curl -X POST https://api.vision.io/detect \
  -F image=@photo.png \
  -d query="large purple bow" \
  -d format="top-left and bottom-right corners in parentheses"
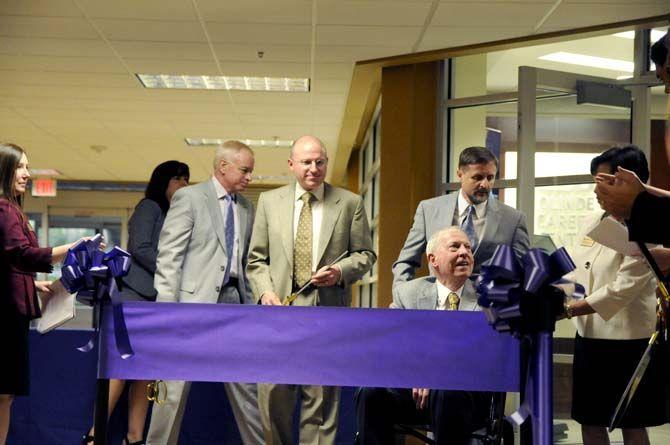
top-left (60, 234), bottom-right (134, 358)
top-left (477, 245), bottom-right (584, 336)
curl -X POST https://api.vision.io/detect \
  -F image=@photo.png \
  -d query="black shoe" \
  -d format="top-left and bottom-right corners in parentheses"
top-left (82, 433), bottom-right (94, 445)
top-left (124, 436), bottom-right (145, 445)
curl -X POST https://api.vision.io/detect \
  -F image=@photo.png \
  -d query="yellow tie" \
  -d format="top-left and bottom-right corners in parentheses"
top-left (447, 292), bottom-right (460, 311)
top-left (293, 192), bottom-right (314, 288)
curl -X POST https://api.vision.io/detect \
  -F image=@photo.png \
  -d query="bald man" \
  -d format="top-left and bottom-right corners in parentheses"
top-left (247, 135), bottom-right (376, 444)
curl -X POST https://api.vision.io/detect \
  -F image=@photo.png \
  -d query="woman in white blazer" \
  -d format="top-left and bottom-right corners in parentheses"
top-left (564, 145), bottom-right (665, 445)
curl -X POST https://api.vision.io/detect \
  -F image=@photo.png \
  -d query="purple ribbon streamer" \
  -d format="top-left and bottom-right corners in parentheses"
top-left (59, 234), bottom-right (134, 358)
top-left (477, 245), bottom-right (584, 435)
top-left (99, 303), bottom-right (520, 392)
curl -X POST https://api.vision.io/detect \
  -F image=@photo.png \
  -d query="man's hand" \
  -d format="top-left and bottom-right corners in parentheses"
top-left (412, 388), bottom-right (430, 410)
top-left (594, 167), bottom-right (646, 219)
top-left (260, 291), bottom-right (282, 305)
top-left (311, 265), bottom-right (342, 287)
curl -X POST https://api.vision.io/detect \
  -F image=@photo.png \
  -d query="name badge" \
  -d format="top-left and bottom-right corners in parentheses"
top-left (580, 236), bottom-right (595, 247)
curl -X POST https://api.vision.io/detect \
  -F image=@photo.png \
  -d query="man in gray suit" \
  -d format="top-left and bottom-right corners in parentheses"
top-left (393, 146), bottom-right (529, 287)
top-left (247, 135), bottom-right (376, 445)
top-left (357, 227), bottom-right (491, 445)
top-left (146, 140), bottom-right (263, 444)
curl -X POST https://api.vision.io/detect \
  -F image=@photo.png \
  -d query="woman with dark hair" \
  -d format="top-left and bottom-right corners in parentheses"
top-left (83, 160), bottom-right (189, 445)
top-left (565, 145), bottom-right (664, 445)
top-left (0, 143), bottom-right (87, 444)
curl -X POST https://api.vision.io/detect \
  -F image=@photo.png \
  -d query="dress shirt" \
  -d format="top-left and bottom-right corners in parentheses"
top-left (212, 176), bottom-right (240, 278)
top-left (436, 281), bottom-right (465, 311)
top-left (455, 189), bottom-right (487, 242)
top-left (293, 182), bottom-right (324, 271)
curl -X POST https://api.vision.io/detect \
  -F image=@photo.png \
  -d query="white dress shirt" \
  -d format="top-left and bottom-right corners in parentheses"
top-left (293, 182), bottom-right (324, 271)
top-left (455, 189), bottom-right (487, 242)
top-left (436, 280), bottom-right (465, 311)
top-left (212, 176), bottom-right (240, 278)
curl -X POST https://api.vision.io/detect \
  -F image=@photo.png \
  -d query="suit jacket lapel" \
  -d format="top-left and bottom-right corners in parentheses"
top-left (417, 278), bottom-right (438, 310)
top-left (478, 197), bottom-right (501, 256)
top-left (279, 184), bottom-right (295, 267)
top-left (237, 198), bottom-right (249, 252)
top-left (204, 181), bottom-right (227, 253)
top-left (316, 183), bottom-right (343, 267)
top-left (444, 192), bottom-right (458, 226)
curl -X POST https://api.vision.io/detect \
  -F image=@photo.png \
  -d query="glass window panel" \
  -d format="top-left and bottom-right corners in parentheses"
top-left (374, 117), bottom-right (381, 162)
top-left (450, 32), bottom-right (635, 99)
top-left (360, 146), bottom-right (367, 184)
top-left (534, 183), bottom-right (601, 249)
top-left (370, 282), bottom-right (377, 309)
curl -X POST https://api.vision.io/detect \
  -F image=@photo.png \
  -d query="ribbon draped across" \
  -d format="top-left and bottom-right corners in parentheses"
top-left (60, 234), bottom-right (134, 358)
top-left (99, 302), bottom-right (520, 391)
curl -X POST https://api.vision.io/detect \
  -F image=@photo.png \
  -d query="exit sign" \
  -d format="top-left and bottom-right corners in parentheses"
top-left (31, 178), bottom-right (57, 197)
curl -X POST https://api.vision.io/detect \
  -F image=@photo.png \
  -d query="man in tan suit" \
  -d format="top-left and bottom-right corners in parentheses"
top-left (247, 135), bottom-right (376, 444)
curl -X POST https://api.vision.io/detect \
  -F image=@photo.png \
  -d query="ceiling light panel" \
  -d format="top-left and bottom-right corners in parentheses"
top-left (137, 74), bottom-right (309, 92)
top-left (613, 30), bottom-right (666, 42)
top-left (538, 52), bottom-right (634, 73)
top-left (185, 138), bottom-right (294, 148)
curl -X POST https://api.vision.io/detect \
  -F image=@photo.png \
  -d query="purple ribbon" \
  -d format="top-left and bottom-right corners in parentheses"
top-left (477, 246), bottom-right (584, 335)
top-left (60, 234), bottom-right (134, 358)
top-left (99, 303), bottom-right (520, 391)
top-left (477, 245), bottom-right (584, 442)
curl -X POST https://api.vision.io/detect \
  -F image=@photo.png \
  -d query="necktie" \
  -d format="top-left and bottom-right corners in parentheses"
top-left (294, 192), bottom-right (314, 288)
top-left (447, 292), bottom-right (460, 311)
top-left (223, 194), bottom-right (235, 285)
top-left (461, 204), bottom-right (478, 252)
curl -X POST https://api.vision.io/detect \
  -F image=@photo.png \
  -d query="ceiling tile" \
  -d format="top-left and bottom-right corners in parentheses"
top-left (2, 37), bottom-right (113, 58)
top-left (0, 72), bottom-right (137, 88)
top-left (0, 0), bottom-right (82, 16)
top-left (542, 3), bottom-right (670, 30)
top-left (0, 16), bottom-right (97, 39)
top-left (0, 55), bottom-right (126, 73)
top-left (316, 25), bottom-right (422, 46)
top-left (419, 26), bottom-right (531, 51)
top-left (77, 0), bottom-right (197, 20)
top-left (197, 0), bottom-right (312, 24)
top-left (431, 2), bottom-right (550, 27)
top-left (112, 41), bottom-right (213, 60)
top-left (94, 19), bottom-right (206, 42)
top-left (206, 23), bottom-right (311, 45)
top-left (318, 1), bottom-right (432, 26)
top-left (214, 44), bottom-right (311, 63)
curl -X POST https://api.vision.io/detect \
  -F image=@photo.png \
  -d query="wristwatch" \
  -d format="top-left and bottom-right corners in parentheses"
top-left (563, 302), bottom-right (574, 319)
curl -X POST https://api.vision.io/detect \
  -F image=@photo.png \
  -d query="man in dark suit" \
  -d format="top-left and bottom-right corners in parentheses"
top-left (146, 140), bottom-right (263, 445)
top-left (357, 226), bottom-right (491, 445)
top-left (393, 146), bottom-right (529, 288)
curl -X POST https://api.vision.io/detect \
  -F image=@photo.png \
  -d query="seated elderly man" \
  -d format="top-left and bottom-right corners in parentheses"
top-left (356, 226), bottom-right (492, 445)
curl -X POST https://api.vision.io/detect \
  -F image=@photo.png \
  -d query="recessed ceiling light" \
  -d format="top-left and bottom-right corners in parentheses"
top-left (613, 30), bottom-right (666, 42)
top-left (185, 138), bottom-right (294, 148)
top-left (29, 168), bottom-right (61, 177)
top-left (538, 52), bottom-right (633, 72)
top-left (137, 74), bottom-right (309, 92)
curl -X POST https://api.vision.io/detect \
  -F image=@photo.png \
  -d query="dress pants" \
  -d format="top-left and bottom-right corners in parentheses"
top-left (259, 383), bottom-right (340, 445)
top-left (146, 284), bottom-right (263, 444)
top-left (355, 387), bottom-right (491, 445)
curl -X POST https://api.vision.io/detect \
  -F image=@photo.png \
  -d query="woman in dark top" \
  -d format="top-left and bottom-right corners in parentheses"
top-left (84, 161), bottom-right (189, 445)
top-left (0, 143), bottom-right (86, 444)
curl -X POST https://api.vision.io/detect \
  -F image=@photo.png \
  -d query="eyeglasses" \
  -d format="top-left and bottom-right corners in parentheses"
top-left (294, 158), bottom-right (328, 168)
